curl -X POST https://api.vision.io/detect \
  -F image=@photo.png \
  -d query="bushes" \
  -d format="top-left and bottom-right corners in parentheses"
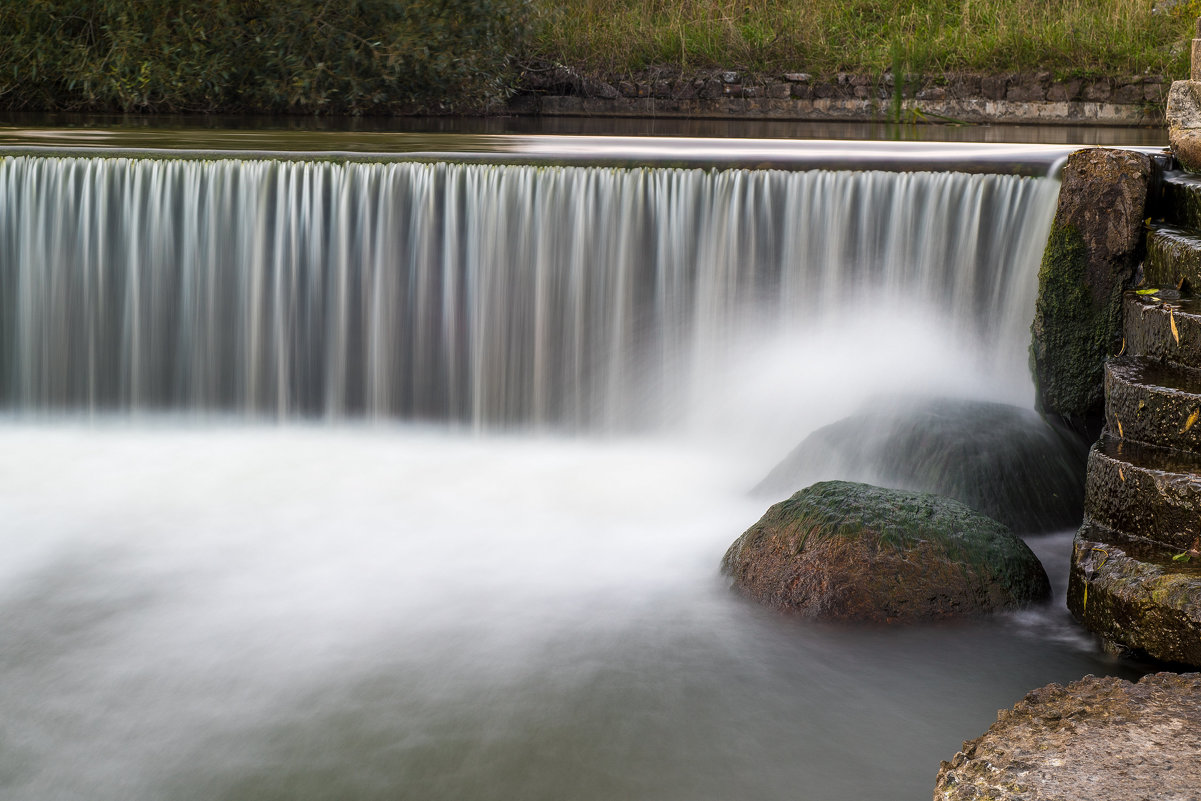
top-left (0, 0), bottom-right (530, 114)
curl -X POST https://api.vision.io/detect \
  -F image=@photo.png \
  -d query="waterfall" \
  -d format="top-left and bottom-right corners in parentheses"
top-left (0, 155), bottom-right (1058, 427)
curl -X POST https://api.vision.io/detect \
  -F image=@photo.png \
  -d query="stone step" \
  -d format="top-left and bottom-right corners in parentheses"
top-left (1105, 355), bottom-right (1201, 450)
top-left (1159, 170), bottom-right (1201, 231)
top-left (1144, 225), bottom-right (1201, 291)
top-left (1068, 521), bottom-right (1201, 665)
top-left (1123, 289), bottom-right (1201, 369)
top-left (1085, 434), bottom-right (1201, 551)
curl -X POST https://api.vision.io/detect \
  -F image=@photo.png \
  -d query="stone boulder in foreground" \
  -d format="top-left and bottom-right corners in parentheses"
top-left (721, 481), bottom-right (1050, 623)
top-left (935, 672), bottom-right (1201, 801)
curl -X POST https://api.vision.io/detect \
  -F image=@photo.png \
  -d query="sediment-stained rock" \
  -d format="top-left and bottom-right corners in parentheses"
top-left (934, 672), bottom-right (1201, 801)
top-left (721, 481), bottom-right (1050, 623)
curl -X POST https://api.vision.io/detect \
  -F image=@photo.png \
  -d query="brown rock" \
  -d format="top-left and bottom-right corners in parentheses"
top-left (1030, 148), bottom-right (1152, 424)
top-left (721, 481), bottom-right (1050, 624)
top-left (934, 673), bottom-right (1201, 801)
top-left (1168, 80), bottom-right (1201, 173)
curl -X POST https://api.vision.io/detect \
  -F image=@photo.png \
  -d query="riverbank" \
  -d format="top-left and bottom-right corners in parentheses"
top-left (2, 0), bottom-right (1193, 119)
top-left (507, 67), bottom-right (1169, 126)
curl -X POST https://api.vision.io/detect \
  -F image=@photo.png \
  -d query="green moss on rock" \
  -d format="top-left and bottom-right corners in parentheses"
top-left (722, 481), bottom-right (1051, 623)
top-left (1029, 148), bottom-right (1150, 428)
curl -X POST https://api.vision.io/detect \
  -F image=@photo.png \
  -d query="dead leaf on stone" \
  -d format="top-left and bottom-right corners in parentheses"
top-left (1171, 309), bottom-right (1180, 346)
top-left (1116, 417), bottom-right (1123, 438)
top-left (1119, 466), bottom-right (1125, 481)
top-left (1183, 408), bottom-right (1200, 434)
top-left (1117, 338), bottom-right (1126, 357)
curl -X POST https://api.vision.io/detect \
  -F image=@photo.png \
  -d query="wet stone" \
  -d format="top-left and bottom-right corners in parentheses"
top-left (1105, 356), bottom-right (1201, 452)
top-left (1143, 224), bottom-right (1201, 291)
top-left (1122, 290), bottom-right (1201, 370)
top-left (935, 672), bottom-right (1201, 800)
top-left (1068, 524), bottom-right (1201, 665)
top-left (1085, 434), bottom-right (1201, 551)
top-left (722, 481), bottom-right (1050, 624)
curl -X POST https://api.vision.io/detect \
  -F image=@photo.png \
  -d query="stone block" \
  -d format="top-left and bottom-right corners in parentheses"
top-left (947, 74), bottom-right (981, 97)
top-left (1083, 79), bottom-right (1113, 101)
top-left (1047, 79), bottom-right (1083, 102)
top-left (766, 83), bottom-right (791, 99)
top-left (981, 75), bottom-right (1007, 99)
top-left (1113, 80), bottom-right (1144, 104)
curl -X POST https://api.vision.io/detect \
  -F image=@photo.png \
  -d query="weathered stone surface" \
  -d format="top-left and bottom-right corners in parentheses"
top-left (1029, 148), bottom-right (1151, 427)
top-left (721, 481), bottom-right (1050, 623)
top-left (508, 70), bottom-right (1165, 125)
top-left (755, 398), bottom-right (1088, 534)
top-left (1105, 356), bottom-right (1201, 452)
top-left (1143, 225), bottom-right (1201, 290)
top-left (1167, 80), bottom-right (1201, 173)
top-left (1161, 170), bottom-right (1201, 231)
top-left (1123, 289), bottom-right (1201, 368)
top-left (934, 672), bottom-right (1201, 801)
top-left (1069, 524), bottom-right (1201, 665)
top-left (1085, 434), bottom-right (1201, 551)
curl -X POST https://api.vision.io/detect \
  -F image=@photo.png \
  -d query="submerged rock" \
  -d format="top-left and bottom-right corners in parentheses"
top-left (934, 672), bottom-right (1201, 801)
top-left (722, 481), bottom-right (1051, 623)
top-left (755, 398), bottom-right (1088, 534)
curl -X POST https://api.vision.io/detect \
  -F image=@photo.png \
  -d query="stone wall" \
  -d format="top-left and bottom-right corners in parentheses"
top-left (509, 67), bottom-right (1168, 126)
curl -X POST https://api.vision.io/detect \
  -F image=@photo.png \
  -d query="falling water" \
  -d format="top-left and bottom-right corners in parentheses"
top-left (2, 156), bottom-right (1055, 426)
top-left (0, 150), bottom-right (1143, 801)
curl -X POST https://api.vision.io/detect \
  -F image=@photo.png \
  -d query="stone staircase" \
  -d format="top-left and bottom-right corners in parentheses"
top-left (1067, 171), bottom-right (1201, 666)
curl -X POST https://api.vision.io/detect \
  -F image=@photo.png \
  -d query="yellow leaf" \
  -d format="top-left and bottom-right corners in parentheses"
top-left (1183, 408), bottom-right (1200, 433)
top-left (1119, 466), bottom-right (1125, 481)
top-left (1116, 417), bottom-right (1123, 438)
top-left (1172, 309), bottom-right (1180, 346)
top-left (1118, 337), bottom-right (1126, 357)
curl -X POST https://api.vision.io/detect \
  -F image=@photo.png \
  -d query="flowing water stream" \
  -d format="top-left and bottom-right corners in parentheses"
top-left (0, 142), bottom-right (1149, 801)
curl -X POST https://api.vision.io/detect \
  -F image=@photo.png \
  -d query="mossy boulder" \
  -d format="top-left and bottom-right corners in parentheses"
top-left (755, 398), bottom-right (1088, 534)
top-left (1029, 148), bottom-right (1151, 430)
top-left (721, 481), bottom-right (1051, 623)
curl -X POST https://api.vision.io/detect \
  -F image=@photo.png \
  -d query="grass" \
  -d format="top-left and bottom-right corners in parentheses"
top-left (525, 0), bottom-right (1198, 79)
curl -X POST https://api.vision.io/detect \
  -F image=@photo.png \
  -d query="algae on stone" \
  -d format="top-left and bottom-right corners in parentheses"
top-left (722, 481), bottom-right (1050, 623)
top-left (1029, 148), bottom-right (1151, 429)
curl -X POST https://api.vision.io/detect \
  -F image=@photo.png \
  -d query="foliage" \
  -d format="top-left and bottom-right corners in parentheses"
top-left (526, 0), bottom-right (1194, 80)
top-left (0, 0), bottom-right (530, 114)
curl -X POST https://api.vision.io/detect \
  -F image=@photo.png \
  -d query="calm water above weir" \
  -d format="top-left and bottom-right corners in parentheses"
top-left (0, 131), bottom-right (1157, 800)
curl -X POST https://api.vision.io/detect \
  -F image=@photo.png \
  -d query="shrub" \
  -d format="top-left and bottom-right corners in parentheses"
top-left (0, 0), bottom-right (530, 114)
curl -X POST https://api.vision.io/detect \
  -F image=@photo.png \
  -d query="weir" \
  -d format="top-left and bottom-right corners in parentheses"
top-left (1, 154), bottom-right (1057, 426)
top-left (0, 142), bottom-right (1138, 801)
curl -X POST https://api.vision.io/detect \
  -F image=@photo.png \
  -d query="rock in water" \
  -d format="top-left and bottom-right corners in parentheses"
top-left (755, 398), bottom-right (1088, 534)
top-left (935, 672), bottom-right (1201, 801)
top-left (722, 481), bottom-right (1051, 623)
top-left (1029, 148), bottom-right (1151, 429)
